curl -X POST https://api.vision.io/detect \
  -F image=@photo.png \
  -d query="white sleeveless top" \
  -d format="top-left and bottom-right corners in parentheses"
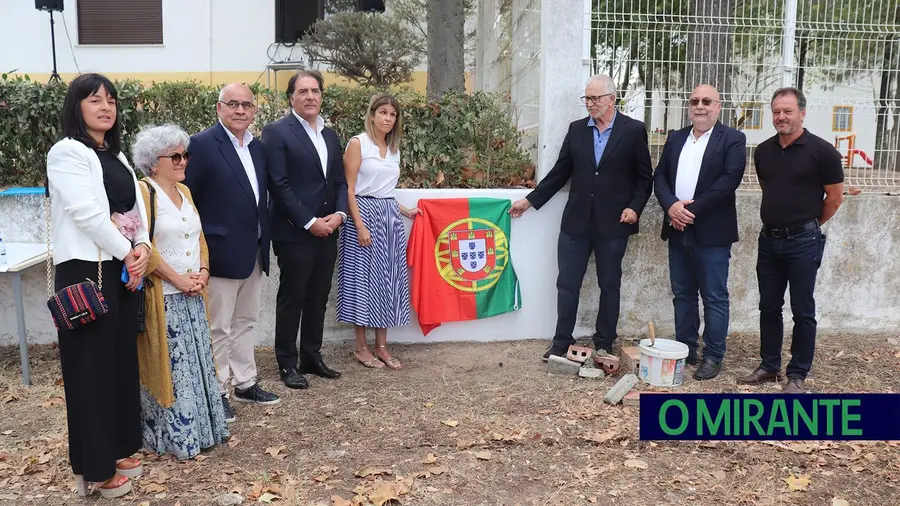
top-left (348, 133), bottom-right (400, 198)
top-left (148, 179), bottom-right (203, 295)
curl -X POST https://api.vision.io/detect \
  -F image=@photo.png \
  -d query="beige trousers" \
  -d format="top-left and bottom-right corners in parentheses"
top-left (207, 255), bottom-right (263, 394)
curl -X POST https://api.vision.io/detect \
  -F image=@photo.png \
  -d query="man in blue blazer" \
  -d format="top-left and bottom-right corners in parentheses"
top-left (184, 83), bottom-right (280, 420)
top-left (653, 84), bottom-right (747, 380)
top-left (261, 70), bottom-right (349, 390)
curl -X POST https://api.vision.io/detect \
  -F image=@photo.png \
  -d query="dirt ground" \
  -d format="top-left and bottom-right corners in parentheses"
top-left (1, 332), bottom-right (899, 506)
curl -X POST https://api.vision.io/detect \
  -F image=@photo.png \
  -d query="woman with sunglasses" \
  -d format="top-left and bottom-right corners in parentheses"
top-left (131, 124), bottom-right (229, 461)
top-left (47, 73), bottom-right (150, 498)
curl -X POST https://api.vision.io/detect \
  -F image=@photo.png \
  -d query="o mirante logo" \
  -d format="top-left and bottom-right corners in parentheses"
top-left (639, 394), bottom-right (900, 441)
top-left (434, 217), bottom-right (510, 293)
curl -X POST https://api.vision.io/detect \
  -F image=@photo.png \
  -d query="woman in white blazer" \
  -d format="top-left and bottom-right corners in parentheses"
top-left (47, 73), bottom-right (152, 498)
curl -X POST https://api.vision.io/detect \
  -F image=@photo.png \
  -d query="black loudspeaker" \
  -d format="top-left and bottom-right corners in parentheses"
top-left (35, 0), bottom-right (64, 12)
top-left (275, 0), bottom-right (324, 43)
top-left (358, 0), bottom-right (385, 12)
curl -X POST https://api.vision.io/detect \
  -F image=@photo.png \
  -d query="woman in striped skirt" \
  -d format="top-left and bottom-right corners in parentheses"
top-left (338, 93), bottom-right (419, 369)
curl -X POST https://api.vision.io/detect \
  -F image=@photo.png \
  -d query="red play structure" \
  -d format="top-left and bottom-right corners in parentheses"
top-left (834, 134), bottom-right (874, 168)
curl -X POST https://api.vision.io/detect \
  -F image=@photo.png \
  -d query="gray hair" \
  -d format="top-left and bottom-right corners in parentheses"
top-left (131, 124), bottom-right (190, 177)
top-left (586, 74), bottom-right (616, 96)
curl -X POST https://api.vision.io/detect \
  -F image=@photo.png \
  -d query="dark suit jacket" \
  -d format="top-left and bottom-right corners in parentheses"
top-left (653, 122), bottom-right (747, 246)
top-left (260, 113), bottom-right (348, 243)
top-left (183, 122), bottom-right (270, 279)
top-left (526, 112), bottom-right (653, 238)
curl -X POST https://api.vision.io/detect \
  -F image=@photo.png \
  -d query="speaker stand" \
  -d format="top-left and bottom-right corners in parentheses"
top-left (48, 11), bottom-right (62, 84)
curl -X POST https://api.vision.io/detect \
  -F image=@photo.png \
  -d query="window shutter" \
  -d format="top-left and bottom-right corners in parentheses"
top-left (77, 0), bottom-right (163, 45)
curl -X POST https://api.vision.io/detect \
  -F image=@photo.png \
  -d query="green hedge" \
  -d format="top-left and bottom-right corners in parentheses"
top-left (0, 74), bottom-right (535, 189)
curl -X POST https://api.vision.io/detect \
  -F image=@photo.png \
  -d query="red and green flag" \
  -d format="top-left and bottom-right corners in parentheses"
top-left (407, 197), bottom-right (521, 335)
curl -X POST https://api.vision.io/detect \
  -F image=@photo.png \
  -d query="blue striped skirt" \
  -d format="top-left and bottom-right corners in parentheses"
top-left (337, 196), bottom-right (411, 328)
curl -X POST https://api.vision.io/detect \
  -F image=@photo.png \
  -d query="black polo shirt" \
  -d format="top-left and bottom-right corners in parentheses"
top-left (754, 129), bottom-right (844, 229)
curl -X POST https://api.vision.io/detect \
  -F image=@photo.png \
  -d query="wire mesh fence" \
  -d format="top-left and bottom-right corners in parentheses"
top-left (589, 0), bottom-right (900, 192)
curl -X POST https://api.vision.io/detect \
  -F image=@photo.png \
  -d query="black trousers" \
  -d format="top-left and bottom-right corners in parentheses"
top-left (273, 235), bottom-right (338, 371)
top-left (55, 258), bottom-right (142, 483)
top-left (553, 221), bottom-right (629, 351)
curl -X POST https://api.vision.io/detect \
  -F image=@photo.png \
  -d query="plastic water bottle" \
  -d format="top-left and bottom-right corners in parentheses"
top-left (0, 237), bottom-right (6, 268)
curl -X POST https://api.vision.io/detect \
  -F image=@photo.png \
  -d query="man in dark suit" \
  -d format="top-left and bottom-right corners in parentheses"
top-left (261, 70), bottom-right (349, 390)
top-left (510, 74), bottom-right (653, 359)
top-left (184, 83), bottom-right (280, 421)
top-left (653, 84), bottom-right (747, 381)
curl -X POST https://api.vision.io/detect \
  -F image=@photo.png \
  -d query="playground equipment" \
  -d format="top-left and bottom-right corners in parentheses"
top-left (835, 133), bottom-right (874, 168)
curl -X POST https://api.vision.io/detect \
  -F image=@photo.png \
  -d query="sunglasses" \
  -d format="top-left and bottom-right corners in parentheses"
top-left (159, 152), bottom-right (190, 164)
top-left (689, 98), bottom-right (719, 106)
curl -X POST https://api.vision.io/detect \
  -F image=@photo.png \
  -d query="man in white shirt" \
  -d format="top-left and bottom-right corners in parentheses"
top-left (184, 83), bottom-right (280, 421)
top-left (652, 84), bottom-right (747, 380)
top-left (261, 70), bottom-right (349, 390)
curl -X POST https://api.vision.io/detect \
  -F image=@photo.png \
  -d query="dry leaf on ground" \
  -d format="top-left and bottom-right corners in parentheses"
top-left (227, 436), bottom-right (240, 448)
top-left (265, 445), bottom-right (286, 460)
top-left (583, 430), bottom-right (617, 445)
top-left (832, 498), bottom-right (850, 506)
top-left (258, 492), bottom-right (280, 503)
top-left (475, 450), bottom-right (492, 461)
top-left (331, 496), bottom-right (353, 506)
top-left (422, 453), bottom-right (438, 464)
top-left (142, 483), bottom-right (167, 493)
top-left (784, 473), bottom-right (810, 492)
top-left (428, 465), bottom-right (448, 475)
top-left (710, 470), bottom-right (726, 480)
top-left (441, 420), bottom-right (459, 427)
top-left (356, 467), bottom-right (393, 478)
top-left (624, 459), bottom-right (648, 470)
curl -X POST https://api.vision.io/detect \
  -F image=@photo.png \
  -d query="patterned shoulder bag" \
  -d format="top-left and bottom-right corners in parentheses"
top-left (44, 185), bottom-right (109, 331)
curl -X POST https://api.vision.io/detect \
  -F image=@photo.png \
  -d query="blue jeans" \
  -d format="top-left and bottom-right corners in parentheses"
top-left (668, 229), bottom-right (731, 363)
top-left (757, 226), bottom-right (826, 379)
top-left (553, 226), bottom-right (629, 352)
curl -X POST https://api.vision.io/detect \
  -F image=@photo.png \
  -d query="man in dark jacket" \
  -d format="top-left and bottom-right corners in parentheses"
top-left (510, 74), bottom-right (653, 359)
top-left (653, 84), bottom-right (747, 381)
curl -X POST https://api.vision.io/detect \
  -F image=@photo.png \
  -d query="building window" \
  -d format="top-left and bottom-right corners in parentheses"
top-left (833, 106), bottom-right (853, 132)
top-left (77, 0), bottom-right (163, 45)
top-left (741, 103), bottom-right (763, 130)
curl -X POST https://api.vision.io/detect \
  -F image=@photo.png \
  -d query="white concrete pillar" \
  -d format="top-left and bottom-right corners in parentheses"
top-left (537, 0), bottom-right (591, 180)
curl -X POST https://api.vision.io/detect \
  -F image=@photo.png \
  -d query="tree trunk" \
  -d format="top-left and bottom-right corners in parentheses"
top-left (683, 0), bottom-right (736, 124)
top-left (640, 63), bottom-right (654, 130)
top-left (427, 0), bottom-right (466, 100)
top-left (876, 4), bottom-right (900, 172)
top-left (796, 37), bottom-right (808, 92)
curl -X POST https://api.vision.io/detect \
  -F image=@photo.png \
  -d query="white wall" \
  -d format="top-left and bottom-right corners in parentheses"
top-left (0, 0), bottom-right (275, 76)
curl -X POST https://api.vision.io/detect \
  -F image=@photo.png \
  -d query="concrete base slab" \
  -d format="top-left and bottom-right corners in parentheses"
top-left (548, 354), bottom-right (580, 376)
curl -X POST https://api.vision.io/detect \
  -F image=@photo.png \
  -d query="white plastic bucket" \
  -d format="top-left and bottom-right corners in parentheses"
top-left (638, 338), bottom-right (689, 387)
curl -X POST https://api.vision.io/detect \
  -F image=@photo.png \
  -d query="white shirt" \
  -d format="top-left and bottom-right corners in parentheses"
top-left (148, 179), bottom-right (202, 295)
top-left (220, 121), bottom-right (261, 238)
top-left (350, 133), bottom-right (400, 198)
top-left (290, 109), bottom-right (346, 229)
top-left (675, 128), bottom-right (713, 201)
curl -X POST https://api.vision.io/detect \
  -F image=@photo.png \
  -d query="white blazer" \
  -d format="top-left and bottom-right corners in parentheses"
top-left (46, 137), bottom-right (151, 265)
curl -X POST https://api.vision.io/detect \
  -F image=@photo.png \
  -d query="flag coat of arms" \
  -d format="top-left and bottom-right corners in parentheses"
top-left (407, 197), bottom-right (521, 335)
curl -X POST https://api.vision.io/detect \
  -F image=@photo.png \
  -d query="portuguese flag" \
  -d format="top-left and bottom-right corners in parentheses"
top-left (407, 198), bottom-right (521, 335)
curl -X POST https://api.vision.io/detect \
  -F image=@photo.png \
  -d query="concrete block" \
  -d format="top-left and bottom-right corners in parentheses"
top-left (578, 366), bottom-right (605, 379)
top-left (603, 374), bottom-right (640, 404)
top-left (548, 355), bottom-right (580, 376)
top-left (619, 346), bottom-right (641, 376)
top-left (594, 353), bottom-right (620, 376)
top-left (566, 345), bottom-right (593, 364)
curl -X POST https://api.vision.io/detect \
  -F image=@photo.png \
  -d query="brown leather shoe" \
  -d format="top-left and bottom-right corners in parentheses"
top-left (783, 377), bottom-right (806, 394)
top-left (736, 367), bottom-right (783, 384)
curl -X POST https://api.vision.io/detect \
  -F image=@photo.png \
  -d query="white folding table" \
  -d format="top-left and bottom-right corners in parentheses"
top-left (0, 243), bottom-right (50, 386)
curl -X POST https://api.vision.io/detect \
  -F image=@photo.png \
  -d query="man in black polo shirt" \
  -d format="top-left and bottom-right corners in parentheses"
top-left (737, 87), bottom-right (844, 393)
